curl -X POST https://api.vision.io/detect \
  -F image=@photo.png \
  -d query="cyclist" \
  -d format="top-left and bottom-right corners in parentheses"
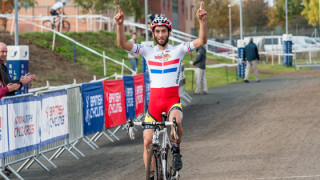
top-left (50, 0), bottom-right (67, 28)
top-left (115, 2), bottom-right (207, 179)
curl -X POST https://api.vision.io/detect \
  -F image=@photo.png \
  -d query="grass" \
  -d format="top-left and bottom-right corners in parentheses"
top-left (20, 31), bottom-right (300, 92)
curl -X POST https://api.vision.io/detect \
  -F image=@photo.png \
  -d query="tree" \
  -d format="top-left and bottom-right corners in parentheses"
top-left (0, 0), bottom-right (36, 31)
top-left (73, 0), bottom-right (144, 21)
top-left (301, 0), bottom-right (319, 27)
top-left (243, 0), bottom-right (269, 29)
top-left (195, 0), bottom-right (239, 38)
top-left (268, 0), bottom-right (305, 27)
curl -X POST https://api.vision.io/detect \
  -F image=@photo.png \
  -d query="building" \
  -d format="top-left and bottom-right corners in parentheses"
top-left (146, 0), bottom-right (196, 35)
top-left (2, 0), bottom-right (197, 34)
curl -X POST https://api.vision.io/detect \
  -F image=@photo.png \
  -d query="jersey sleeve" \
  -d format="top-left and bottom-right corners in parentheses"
top-left (129, 44), bottom-right (151, 57)
top-left (180, 41), bottom-right (196, 54)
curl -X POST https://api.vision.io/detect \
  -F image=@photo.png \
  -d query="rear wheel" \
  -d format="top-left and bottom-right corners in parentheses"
top-left (146, 145), bottom-right (162, 180)
top-left (57, 20), bottom-right (70, 32)
top-left (42, 20), bottom-right (52, 32)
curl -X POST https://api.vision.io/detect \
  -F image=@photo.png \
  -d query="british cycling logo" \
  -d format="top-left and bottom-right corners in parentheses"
top-left (85, 94), bottom-right (104, 124)
top-left (8, 49), bottom-right (17, 58)
top-left (85, 95), bottom-right (91, 125)
top-left (21, 50), bottom-right (28, 57)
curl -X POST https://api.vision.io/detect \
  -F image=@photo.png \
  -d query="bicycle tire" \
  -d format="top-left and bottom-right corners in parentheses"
top-left (164, 144), bottom-right (173, 179)
top-left (42, 20), bottom-right (53, 32)
top-left (146, 145), bottom-right (162, 180)
top-left (57, 20), bottom-right (70, 32)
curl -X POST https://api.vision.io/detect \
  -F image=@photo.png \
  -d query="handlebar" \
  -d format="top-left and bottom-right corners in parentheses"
top-left (127, 118), bottom-right (179, 140)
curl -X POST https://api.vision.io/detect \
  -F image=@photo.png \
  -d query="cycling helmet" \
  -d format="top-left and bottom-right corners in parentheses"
top-left (61, 0), bottom-right (67, 3)
top-left (150, 16), bottom-right (172, 32)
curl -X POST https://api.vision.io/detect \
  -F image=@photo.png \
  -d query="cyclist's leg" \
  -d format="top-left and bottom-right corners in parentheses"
top-left (168, 104), bottom-right (183, 144)
top-left (143, 129), bottom-right (153, 171)
top-left (168, 103), bottom-right (183, 171)
top-left (143, 111), bottom-right (159, 178)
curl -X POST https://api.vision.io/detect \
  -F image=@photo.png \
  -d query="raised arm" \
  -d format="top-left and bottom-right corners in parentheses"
top-left (192, 1), bottom-right (207, 49)
top-left (114, 5), bottom-right (133, 51)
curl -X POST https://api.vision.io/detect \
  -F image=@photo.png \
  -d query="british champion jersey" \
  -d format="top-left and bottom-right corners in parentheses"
top-left (130, 42), bottom-right (195, 88)
top-left (130, 42), bottom-right (196, 122)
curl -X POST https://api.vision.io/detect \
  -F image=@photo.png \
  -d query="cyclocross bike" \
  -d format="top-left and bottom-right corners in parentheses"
top-left (42, 14), bottom-right (70, 32)
top-left (127, 113), bottom-right (180, 180)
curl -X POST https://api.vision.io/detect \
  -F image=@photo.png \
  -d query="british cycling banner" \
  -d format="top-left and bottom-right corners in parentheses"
top-left (123, 76), bottom-right (135, 120)
top-left (133, 74), bottom-right (145, 116)
top-left (0, 102), bottom-right (8, 158)
top-left (40, 91), bottom-right (68, 146)
top-left (143, 72), bottom-right (151, 111)
top-left (103, 79), bottom-right (126, 128)
top-left (81, 82), bottom-right (104, 136)
top-left (7, 96), bottom-right (40, 155)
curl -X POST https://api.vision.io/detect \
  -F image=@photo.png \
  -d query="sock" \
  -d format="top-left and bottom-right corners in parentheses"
top-left (150, 171), bottom-right (154, 177)
top-left (172, 143), bottom-right (180, 154)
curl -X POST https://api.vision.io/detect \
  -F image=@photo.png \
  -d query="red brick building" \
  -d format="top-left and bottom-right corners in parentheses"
top-left (146, 0), bottom-right (196, 35)
top-left (3, 0), bottom-right (196, 34)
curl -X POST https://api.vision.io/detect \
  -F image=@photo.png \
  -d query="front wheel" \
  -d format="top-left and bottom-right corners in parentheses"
top-left (42, 20), bottom-right (52, 32)
top-left (146, 145), bottom-right (162, 180)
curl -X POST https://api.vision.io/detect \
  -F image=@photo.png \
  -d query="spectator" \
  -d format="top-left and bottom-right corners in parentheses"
top-left (191, 46), bottom-right (208, 95)
top-left (127, 32), bottom-right (140, 73)
top-left (0, 42), bottom-right (36, 95)
top-left (0, 68), bottom-right (20, 99)
top-left (258, 36), bottom-right (265, 52)
top-left (243, 38), bottom-right (260, 83)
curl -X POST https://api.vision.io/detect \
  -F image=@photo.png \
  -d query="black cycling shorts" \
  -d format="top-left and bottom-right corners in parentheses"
top-left (50, 10), bottom-right (59, 16)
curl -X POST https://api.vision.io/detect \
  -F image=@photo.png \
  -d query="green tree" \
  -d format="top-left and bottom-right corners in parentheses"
top-left (73, 0), bottom-right (144, 21)
top-left (301, 0), bottom-right (319, 27)
top-left (268, 0), bottom-right (305, 27)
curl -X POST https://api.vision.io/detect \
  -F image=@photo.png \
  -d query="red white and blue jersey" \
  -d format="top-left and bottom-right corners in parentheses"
top-left (130, 42), bottom-right (196, 121)
top-left (130, 42), bottom-right (195, 88)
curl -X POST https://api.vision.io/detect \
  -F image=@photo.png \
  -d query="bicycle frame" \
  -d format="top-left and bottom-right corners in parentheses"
top-left (151, 125), bottom-right (172, 180)
top-left (127, 115), bottom-right (179, 180)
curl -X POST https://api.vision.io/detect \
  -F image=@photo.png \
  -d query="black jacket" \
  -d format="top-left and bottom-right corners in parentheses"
top-left (244, 42), bottom-right (260, 61)
top-left (193, 46), bottom-right (206, 70)
top-left (2, 63), bottom-right (22, 96)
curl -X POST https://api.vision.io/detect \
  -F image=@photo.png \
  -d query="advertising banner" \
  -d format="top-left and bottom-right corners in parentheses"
top-left (7, 46), bottom-right (29, 94)
top-left (237, 40), bottom-right (246, 78)
top-left (123, 76), bottom-right (135, 120)
top-left (0, 103), bottom-right (8, 158)
top-left (40, 91), bottom-right (68, 146)
top-left (103, 79), bottom-right (126, 128)
top-left (7, 96), bottom-right (40, 155)
top-left (133, 74), bottom-right (145, 116)
top-left (81, 82), bottom-right (104, 136)
top-left (143, 72), bottom-right (151, 111)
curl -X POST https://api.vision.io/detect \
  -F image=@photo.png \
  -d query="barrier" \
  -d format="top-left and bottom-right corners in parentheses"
top-left (123, 76), bottom-right (135, 120)
top-left (0, 70), bottom-right (190, 179)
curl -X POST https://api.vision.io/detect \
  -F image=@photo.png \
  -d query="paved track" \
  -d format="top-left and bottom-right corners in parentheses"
top-left (10, 70), bottom-right (320, 180)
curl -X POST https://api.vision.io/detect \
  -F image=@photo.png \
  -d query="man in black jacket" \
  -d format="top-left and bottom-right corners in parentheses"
top-left (0, 42), bottom-right (35, 96)
top-left (244, 38), bottom-right (260, 83)
top-left (191, 46), bottom-right (208, 95)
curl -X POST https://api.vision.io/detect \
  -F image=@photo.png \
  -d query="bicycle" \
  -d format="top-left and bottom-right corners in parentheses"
top-left (42, 14), bottom-right (70, 32)
top-left (127, 113), bottom-right (180, 180)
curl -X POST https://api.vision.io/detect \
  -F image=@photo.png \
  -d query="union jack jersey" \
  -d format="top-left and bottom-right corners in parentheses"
top-left (130, 42), bottom-right (195, 89)
top-left (130, 42), bottom-right (196, 122)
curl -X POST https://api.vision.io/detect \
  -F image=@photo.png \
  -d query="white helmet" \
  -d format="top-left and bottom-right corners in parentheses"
top-left (61, 0), bottom-right (67, 3)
